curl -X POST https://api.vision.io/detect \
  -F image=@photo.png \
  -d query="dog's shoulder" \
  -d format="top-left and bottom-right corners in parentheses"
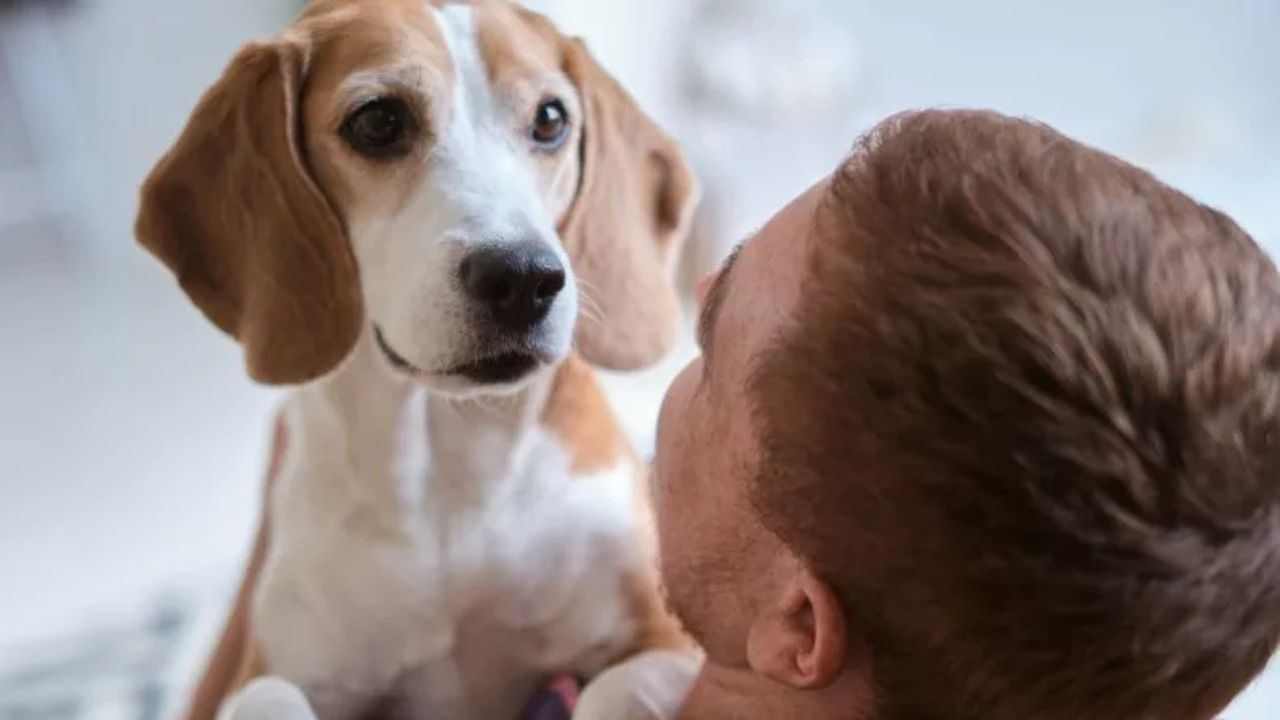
top-left (540, 355), bottom-right (634, 475)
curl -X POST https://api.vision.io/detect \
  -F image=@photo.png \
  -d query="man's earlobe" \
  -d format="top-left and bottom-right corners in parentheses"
top-left (746, 567), bottom-right (849, 689)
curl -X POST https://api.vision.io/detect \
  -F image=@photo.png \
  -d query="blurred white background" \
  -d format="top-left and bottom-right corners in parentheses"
top-left (0, 0), bottom-right (1276, 717)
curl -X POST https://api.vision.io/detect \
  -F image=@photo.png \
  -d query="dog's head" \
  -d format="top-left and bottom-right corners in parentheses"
top-left (136, 0), bottom-right (698, 395)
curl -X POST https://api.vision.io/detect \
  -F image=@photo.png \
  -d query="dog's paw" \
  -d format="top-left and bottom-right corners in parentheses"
top-left (221, 677), bottom-right (318, 720)
top-left (573, 651), bottom-right (701, 720)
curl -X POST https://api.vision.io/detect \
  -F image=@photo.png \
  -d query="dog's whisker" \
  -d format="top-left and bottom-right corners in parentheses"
top-left (575, 276), bottom-right (601, 296)
top-left (578, 303), bottom-right (604, 329)
top-left (575, 281), bottom-right (606, 328)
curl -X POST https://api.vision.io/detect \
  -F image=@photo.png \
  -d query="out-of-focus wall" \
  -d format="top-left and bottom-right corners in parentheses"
top-left (35, 0), bottom-right (295, 266)
top-left (671, 0), bottom-right (1280, 273)
top-left (0, 0), bottom-right (292, 652)
top-left (846, 0), bottom-right (1280, 246)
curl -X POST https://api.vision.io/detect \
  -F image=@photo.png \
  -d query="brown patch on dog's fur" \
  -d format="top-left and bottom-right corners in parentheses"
top-left (300, 0), bottom-right (456, 219)
top-left (472, 1), bottom-right (562, 81)
top-left (539, 356), bottom-right (692, 655)
top-left (136, 40), bottom-right (362, 386)
top-left (540, 355), bottom-right (628, 474)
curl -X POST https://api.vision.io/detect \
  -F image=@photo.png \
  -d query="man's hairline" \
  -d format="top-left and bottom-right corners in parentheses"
top-left (740, 203), bottom-right (838, 499)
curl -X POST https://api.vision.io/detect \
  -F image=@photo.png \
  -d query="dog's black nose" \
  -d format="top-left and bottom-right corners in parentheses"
top-left (460, 242), bottom-right (566, 330)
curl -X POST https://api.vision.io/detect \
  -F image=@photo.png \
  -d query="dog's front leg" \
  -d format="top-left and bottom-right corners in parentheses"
top-left (218, 677), bottom-right (319, 720)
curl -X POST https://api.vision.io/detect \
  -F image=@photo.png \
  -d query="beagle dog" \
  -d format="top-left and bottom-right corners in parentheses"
top-left (134, 1), bottom-right (699, 719)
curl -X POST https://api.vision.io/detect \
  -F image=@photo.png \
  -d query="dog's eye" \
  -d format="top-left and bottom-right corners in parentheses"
top-left (341, 98), bottom-right (413, 158)
top-left (531, 98), bottom-right (569, 149)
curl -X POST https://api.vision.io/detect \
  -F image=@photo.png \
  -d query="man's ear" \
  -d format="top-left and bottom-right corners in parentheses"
top-left (135, 36), bottom-right (362, 385)
top-left (746, 561), bottom-right (849, 690)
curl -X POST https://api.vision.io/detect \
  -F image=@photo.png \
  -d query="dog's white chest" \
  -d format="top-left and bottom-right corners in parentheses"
top-left (252, 417), bottom-right (642, 720)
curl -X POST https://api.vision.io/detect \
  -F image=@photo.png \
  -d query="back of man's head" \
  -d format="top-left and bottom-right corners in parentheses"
top-left (751, 109), bottom-right (1280, 720)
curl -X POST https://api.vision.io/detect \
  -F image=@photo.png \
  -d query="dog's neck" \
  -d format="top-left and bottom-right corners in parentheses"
top-left (279, 331), bottom-right (560, 529)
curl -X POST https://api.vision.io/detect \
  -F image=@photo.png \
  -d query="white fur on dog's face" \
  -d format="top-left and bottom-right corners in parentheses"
top-left (137, 0), bottom-right (695, 386)
top-left (303, 2), bottom-right (582, 397)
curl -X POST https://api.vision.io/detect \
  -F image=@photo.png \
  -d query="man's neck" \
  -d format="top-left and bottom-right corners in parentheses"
top-left (679, 663), bottom-right (875, 720)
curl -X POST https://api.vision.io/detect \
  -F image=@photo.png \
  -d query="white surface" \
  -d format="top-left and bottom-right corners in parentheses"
top-left (0, 262), bottom-right (279, 652)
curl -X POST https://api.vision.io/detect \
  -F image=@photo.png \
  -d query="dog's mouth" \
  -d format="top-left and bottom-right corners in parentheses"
top-left (373, 327), bottom-right (543, 385)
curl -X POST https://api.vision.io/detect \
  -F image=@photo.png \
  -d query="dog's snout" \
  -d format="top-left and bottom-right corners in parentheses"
top-left (460, 242), bottom-right (566, 330)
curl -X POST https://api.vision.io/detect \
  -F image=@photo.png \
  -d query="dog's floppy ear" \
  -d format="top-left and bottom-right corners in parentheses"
top-left (558, 39), bottom-right (700, 371)
top-left (135, 39), bottom-right (362, 385)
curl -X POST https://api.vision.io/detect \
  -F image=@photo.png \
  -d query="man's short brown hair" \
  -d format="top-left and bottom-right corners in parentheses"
top-left (751, 110), bottom-right (1280, 720)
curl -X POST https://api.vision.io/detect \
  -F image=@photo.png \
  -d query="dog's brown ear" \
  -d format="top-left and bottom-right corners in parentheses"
top-left (135, 39), bottom-right (362, 385)
top-left (559, 39), bottom-right (700, 371)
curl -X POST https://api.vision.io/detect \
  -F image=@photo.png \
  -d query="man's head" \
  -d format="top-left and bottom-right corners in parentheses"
top-left (654, 109), bottom-right (1280, 720)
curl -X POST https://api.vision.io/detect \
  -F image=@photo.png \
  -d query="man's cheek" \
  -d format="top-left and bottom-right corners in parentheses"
top-left (656, 363), bottom-right (696, 459)
top-left (652, 376), bottom-right (683, 516)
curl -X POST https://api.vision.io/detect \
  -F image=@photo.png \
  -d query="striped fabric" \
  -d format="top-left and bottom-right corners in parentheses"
top-left (0, 597), bottom-right (201, 720)
top-left (518, 676), bottom-right (581, 720)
